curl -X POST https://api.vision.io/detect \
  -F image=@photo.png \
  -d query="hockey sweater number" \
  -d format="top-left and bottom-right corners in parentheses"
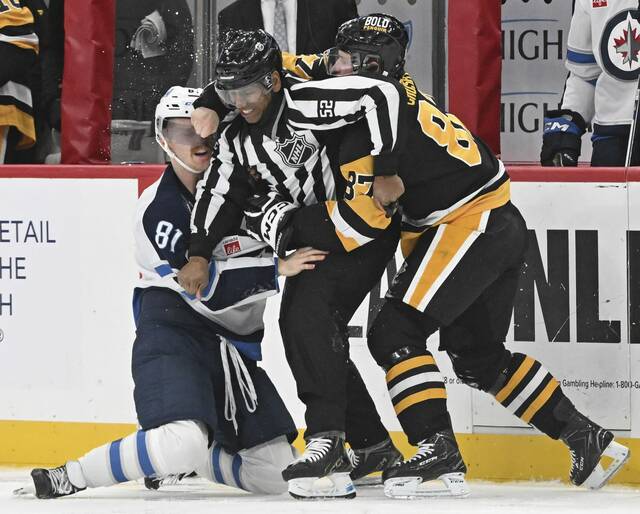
top-left (0, 1), bottom-right (23, 13)
top-left (155, 221), bottom-right (182, 253)
top-left (417, 100), bottom-right (482, 167)
top-left (344, 171), bottom-right (374, 200)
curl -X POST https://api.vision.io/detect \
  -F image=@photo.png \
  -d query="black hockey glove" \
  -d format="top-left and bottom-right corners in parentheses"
top-left (244, 192), bottom-right (298, 258)
top-left (540, 109), bottom-right (587, 166)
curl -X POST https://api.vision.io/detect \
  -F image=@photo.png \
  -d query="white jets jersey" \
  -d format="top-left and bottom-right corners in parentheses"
top-left (134, 166), bottom-right (278, 337)
top-left (563, 0), bottom-right (640, 127)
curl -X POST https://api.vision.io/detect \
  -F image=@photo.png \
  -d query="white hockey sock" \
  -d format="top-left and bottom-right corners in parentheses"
top-left (75, 420), bottom-right (208, 488)
top-left (195, 435), bottom-right (295, 494)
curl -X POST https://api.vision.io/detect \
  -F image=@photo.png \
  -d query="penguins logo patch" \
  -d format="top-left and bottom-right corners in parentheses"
top-left (600, 10), bottom-right (640, 81)
top-left (274, 133), bottom-right (315, 168)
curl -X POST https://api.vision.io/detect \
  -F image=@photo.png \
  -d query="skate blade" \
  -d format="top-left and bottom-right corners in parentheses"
top-left (384, 472), bottom-right (470, 499)
top-left (352, 473), bottom-right (383, 487)
top-left (288, 472), bottom-right (356, 500)
top-left (13, 483), bottom-right (35, 497)
top-left (583, 440), bottom-right (630, 490)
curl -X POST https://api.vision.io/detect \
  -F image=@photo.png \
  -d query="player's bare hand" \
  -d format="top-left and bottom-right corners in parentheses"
top-left (373, 175), bottom-right (404, 217)
top-left (277, 247), bottom-right (328, 277)
top-left (177, 256), bottom-right (210, 298)
top-left (191, 107), bottom-right (219, 138)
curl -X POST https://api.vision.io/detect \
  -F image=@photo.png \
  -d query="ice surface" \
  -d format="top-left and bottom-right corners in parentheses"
top-left (2, 469), bottom-right (639, 514)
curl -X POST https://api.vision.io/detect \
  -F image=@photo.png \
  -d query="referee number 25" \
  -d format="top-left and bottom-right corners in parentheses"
top-left (417, 99), bottom-right (482, 167)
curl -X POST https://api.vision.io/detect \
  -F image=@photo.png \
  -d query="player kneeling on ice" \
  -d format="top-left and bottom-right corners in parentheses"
top-left (14, 86), bottom-right (327, 500)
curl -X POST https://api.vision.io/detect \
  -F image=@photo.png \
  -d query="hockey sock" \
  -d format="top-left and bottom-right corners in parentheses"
top-left (489, 352), bottom-right (570, 439)
top-left (385, 349), bottom-right (452, 445)
top-left (194, 435), bottom-right (294, 494)
top-left (76, 420), bottom-right (208, 488)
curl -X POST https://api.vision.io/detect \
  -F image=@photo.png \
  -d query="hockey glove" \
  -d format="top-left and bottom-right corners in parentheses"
top-left (244, 192), bottom-right (298, 257)
top-left (540, 109), bottom-right (586, 166)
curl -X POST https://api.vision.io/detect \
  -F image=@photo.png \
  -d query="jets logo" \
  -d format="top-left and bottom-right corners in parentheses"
top-left (600, 10), bottom-right (640, 81)
top-left (274, 133), bottom-right (315, 168)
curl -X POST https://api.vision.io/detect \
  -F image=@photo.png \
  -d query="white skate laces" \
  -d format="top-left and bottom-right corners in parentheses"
top-left (406, 441), bottom-right (435, 463)
top-left (220, 338), bottom-right (257, 434)
top-left (294, 437), bottom-right (333, 464)
top-left (48, 467), bottom-right (74, 495)
top-left (346, 447), bottom-right (359, 468)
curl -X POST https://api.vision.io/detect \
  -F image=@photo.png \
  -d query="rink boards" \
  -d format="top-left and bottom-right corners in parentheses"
top-left (0, 165), bottom-right (638, 484)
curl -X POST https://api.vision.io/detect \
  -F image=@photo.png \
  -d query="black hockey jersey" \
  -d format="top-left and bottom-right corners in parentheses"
top-left (280, 54), bottom-right (510, 257)
top-left (0, 0), bottom-right (39, 150)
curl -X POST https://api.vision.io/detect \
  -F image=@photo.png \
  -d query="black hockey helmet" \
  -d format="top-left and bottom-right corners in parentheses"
top-left (330, 13), bottom-right (409, 78)
top-left (214, 29), bottom-right (282, 91)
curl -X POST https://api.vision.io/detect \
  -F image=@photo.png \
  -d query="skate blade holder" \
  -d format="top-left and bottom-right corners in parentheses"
top-left (288, 472), bottom-right (356, 500)
top-left (384, 472), bottom-right (470, 499)
top-left (583, 440), bottom-right (630, 490)
top-left (353, 472), bottom-right (383, 487)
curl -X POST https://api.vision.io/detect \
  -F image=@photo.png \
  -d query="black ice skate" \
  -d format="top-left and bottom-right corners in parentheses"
top-left (13, 463), bottom-right (86, 499)
top-left (144, 472), bottom-right (189, 490)
top-left (347, 437), bottom-right (403, 486)
top-left (558, 404), bottom-right (630, 489)
top-left (382, 430), bottom-right (469, 498)
top-left (282, 432), bottom-right (356, 500)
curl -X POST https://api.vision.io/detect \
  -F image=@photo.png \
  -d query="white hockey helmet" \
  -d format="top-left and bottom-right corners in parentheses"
top-left (155, 86), bottom-right (205, 174)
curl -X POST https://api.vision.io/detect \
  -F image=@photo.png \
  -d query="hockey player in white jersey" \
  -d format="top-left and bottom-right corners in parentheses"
top-left (14, 86), bottom-right (328, 499)
top-left (542, 0), bottom-right (640, 166)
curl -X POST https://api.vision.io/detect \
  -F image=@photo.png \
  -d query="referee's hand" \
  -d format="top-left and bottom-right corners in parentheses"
top-left (177, 256), bottom-right (210, 299)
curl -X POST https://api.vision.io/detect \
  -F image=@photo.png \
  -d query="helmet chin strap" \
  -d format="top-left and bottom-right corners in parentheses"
top-left (158, 136), bottom-right (205, 175)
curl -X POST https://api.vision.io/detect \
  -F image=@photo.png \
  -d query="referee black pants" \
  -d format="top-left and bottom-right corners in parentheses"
top-left (278, 219), bottom-right (399, 445)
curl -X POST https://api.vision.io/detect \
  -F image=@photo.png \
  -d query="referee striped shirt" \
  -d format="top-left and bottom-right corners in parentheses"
top-left (189, 73), bottom-right (404, 258)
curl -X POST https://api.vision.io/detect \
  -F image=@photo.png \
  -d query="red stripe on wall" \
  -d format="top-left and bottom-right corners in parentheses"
top-left (61, 0), bottom-right (116, 164)
top-left (448, 0), bottom-right (501, 155)
top-left (507, 166), bottom-right (628, 183)
top-left (0, 165), bottom-right (164, 195)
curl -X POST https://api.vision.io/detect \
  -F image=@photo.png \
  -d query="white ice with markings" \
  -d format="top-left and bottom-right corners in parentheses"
top-left (2, 469), bottom-right (639, 514)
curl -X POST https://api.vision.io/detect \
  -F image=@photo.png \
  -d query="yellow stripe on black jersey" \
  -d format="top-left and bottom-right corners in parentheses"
top-left (0, 3), bottom-right (38, 53)
top-left (281, 51), bottom-right (327, 81)
top-left (0, 1), bottom-right (38, 149)
top-left (325, 154), bottom-right (392, 252)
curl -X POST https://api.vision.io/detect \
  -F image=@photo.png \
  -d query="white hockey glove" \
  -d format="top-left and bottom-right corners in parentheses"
top-left (244, 192), bottom-right (298, 257)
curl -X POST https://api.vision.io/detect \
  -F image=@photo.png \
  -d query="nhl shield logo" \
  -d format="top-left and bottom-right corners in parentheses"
top-left (274, 133), bottom-right (315, 168)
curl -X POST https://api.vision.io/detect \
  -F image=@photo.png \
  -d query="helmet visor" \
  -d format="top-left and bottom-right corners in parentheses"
top-left (324, 47), bottom-right (382, 76)
top-left (163, 119), bottom-right (213, 147)
top-left (215, 78), bottom-right (272, 108)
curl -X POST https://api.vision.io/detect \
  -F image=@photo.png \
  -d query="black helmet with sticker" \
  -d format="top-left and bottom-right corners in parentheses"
top-left (334, 13), bottom-right (409, 78)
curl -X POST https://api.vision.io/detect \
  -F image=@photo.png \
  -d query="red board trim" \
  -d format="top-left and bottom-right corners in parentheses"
top-left (0, 165), bottom-right (164, 195)
top-left (0, 165), bottom-right (638, 191)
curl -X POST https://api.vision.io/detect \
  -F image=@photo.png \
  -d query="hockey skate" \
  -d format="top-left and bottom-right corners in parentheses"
top-left (382, 430), bottom-right (469, 499)
top-left (282, 432), bottom-right (356, 500)
top-left (144, 472), bottom-right (190, 490)
top-left (558, 404), bottom-right (630, 489)
top-left (347, 437), bottom-right (403, 486)
top-left (13, 462), bottom-right (86, 499)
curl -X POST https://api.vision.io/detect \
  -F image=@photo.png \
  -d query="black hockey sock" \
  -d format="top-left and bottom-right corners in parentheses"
top-left (385, 347), bottom-right (452, 445)
top-left (489, 352), bottom-right (570, 439)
